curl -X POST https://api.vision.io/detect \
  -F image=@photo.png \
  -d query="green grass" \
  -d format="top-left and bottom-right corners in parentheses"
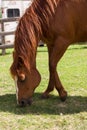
top-left (0, 8), bottom-right (2, 18)
top-left (0, 44), bottom-right (87, 130)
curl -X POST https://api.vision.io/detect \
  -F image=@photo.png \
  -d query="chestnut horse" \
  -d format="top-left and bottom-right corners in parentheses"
top-left (10, 0), bottom-right (87, 107)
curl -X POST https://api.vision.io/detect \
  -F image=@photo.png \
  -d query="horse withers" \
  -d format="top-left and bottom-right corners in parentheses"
top-left (10, 0), bottom-right (87, 107)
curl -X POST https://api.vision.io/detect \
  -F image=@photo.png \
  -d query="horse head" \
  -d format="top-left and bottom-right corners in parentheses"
top-left (11, 54), bottom-right (41, 107)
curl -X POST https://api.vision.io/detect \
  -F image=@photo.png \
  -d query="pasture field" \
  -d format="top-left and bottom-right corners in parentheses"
top-left (0, 44), bottom-right (87, 130)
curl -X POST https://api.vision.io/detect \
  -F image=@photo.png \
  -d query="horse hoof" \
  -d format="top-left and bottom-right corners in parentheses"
top-left (59, 90), bottom-right (67, 102)
top-left (41, 93), bottom-right (49, 99)
top-left (60, 96), bottom-right (67, 102)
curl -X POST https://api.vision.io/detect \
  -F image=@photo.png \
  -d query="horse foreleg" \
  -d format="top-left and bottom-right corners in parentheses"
top-left (42, 37), bottom-right (69, 101)
top-left (52, 37), bottom-right (69, 101)
top-left (42, 45), bottom-right (55, 98)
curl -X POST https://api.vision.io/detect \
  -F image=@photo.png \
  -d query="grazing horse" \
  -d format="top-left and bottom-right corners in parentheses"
top-left (10, 0), bottom-right (87, 107)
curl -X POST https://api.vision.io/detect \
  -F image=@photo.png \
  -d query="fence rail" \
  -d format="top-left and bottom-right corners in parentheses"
top-left (0, 17), bottom-right (19, 55)
top-left (0, 43), bottom-right (14, 49)
top-left (0, 31), bottom-right (15, 36)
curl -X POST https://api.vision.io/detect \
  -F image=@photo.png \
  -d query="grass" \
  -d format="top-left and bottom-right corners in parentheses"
top-left (0, 44), bottom-right (87, 130)
top-left (0, 8), bottom-right (2, 18)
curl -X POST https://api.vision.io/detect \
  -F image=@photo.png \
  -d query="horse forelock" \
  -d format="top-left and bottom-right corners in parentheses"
top-left (10, 0), bottom-right (58, 77)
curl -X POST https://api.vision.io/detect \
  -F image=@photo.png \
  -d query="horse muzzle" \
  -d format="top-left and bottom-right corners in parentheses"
top-left (18, 98), bottom-right (33, 107)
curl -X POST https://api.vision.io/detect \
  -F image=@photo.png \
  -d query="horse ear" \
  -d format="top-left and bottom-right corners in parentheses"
top-left (17, 56), bottom-right (24, 68)
top-left (17, 56), bottom-right (26, 81)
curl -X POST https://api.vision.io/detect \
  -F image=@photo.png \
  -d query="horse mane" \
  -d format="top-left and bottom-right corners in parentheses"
top-left (10, 0), bottom-right (58, 76)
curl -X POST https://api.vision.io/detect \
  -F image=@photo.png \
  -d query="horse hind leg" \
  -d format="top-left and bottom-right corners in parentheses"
top-left (42, 37), bottom-right (69, 101)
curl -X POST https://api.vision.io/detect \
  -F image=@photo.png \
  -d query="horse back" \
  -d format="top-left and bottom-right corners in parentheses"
top-left (48, 0), bottom-right (87, 43)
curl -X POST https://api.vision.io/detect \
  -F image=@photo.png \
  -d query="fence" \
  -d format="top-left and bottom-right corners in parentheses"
top-left (0, 17), bottom-right (19, 55)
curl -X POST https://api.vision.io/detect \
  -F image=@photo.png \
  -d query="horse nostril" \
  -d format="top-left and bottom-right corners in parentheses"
top-left (18, 98), bottom-right (32, 107)
top-left (19, 99), bottom-right (27, 107)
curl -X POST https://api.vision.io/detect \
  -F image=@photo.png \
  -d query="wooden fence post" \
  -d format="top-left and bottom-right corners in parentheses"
top-left (1, 20), bottom-right (5, 55)
top-left (0, 17), bottom-right (19, 55)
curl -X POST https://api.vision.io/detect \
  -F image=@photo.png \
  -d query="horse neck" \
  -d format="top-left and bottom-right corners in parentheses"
top-left (31, 0), bottom-right (58, 37)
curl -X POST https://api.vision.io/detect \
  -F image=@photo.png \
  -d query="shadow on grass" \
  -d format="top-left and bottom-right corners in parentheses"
top-left (0, 93), bottom-right (87, 115)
